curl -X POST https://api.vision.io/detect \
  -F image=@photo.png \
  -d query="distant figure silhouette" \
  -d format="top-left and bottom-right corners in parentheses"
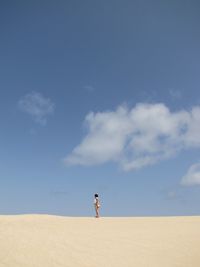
top-left (94, 193), bottom-right (100, 218)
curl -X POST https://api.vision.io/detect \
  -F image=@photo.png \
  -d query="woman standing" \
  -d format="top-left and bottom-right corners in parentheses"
top-left (94, 193), bottom-right (100, 218)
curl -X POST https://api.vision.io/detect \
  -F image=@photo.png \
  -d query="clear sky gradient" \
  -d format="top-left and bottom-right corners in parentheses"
top-left (1, 0), bottom-right (200, 216)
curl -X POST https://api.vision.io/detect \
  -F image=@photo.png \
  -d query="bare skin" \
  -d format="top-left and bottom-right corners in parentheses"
top-left (94, 198), bottom-right (100, 218)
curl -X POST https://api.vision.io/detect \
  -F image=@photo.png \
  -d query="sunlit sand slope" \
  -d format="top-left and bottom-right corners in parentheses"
top-left (0, 215), bottom-right (200, 267)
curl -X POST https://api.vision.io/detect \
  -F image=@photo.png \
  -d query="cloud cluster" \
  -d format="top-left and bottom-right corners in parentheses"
top-left (18, 92), bottom-right (55, 125)
top-left (181, 163), bottom-right (200, 186)
top-left (65, 103), bottom-right (200, 171)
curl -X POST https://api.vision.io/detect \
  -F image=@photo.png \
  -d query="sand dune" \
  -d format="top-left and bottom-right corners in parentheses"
top-left (0, 215), bottom-right (200, 267)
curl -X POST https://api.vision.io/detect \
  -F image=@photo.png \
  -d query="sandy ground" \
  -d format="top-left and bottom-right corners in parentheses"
top-left (0, 215), bottom-right (200, 267)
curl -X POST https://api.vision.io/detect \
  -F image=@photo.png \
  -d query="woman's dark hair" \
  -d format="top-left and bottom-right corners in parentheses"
top-left (94, 193), bottom-right (98, 198)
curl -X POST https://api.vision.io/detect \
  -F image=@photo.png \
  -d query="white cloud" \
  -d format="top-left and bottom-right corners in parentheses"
top-left (18, 92), bottom-right (55, 125)
top-left (181, 163), bottom-right (200, 186)
top-left (64, 103), bottom-right (200, 171)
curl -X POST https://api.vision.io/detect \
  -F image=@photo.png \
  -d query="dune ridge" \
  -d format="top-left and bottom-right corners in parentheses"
top-left (0, 214), bottom-right (200, 267)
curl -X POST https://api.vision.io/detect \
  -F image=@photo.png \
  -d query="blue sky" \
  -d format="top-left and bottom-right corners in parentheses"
top-left (1, 0), bottom-right (200, 216)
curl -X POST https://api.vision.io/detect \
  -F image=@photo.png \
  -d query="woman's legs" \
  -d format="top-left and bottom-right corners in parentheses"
top-left (95, 206), bottom-right (100, 218)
